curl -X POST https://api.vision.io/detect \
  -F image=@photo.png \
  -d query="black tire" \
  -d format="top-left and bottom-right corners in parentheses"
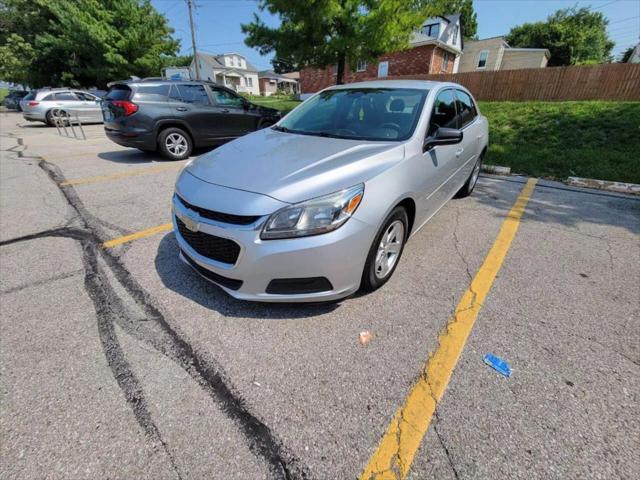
top-left (157, 127), bottom-right (192, 160)
top-left (46, 109), bottom-right (69, 127)
top-left (45, 110), bottom-right (56, 127)
top-left (360, 206), bottom-right (409, 293)
top-left (455, 152), bottom-right (484, 198)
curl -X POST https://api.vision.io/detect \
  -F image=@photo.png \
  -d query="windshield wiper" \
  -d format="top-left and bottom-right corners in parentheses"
top-left (272, 125), bottom-right (291, 133)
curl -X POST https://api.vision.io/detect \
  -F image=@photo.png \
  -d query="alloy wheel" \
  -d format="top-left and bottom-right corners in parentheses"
top-left (374, 220), bottom-right (405, 279)
top-left (166, 133), bottom-right (188, 157)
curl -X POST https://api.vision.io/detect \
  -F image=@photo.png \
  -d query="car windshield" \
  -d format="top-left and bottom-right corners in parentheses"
top-left (276, 88), bottom-right (428, 141)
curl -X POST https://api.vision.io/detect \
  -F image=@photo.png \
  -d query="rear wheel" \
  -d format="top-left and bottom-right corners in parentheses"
top-left (455, 152), bottom-right (483, 198)
top-left (360, 207), bottom-right (409, 293)
top-left (158, 127), bottom-right (192, 160)
top-left (45, 109), bottom-right (67, 127)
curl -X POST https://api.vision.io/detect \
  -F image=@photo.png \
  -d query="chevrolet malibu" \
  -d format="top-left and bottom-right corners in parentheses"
top-left (172, 80), bottom-right (488, 302)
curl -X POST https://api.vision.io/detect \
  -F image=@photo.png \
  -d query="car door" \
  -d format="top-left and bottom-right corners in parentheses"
top-left (168, 83), bottom-right (221, 145)
top-left (453, 89), bottom-right (482, 188)
top-left (416, 88), bottom-right (461, 224)
top-left (208, 87), bottom-right (257, 137)
top-left (74, 91), bottom-right (101, 122)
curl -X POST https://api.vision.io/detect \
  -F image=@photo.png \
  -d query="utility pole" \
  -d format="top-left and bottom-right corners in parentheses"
top-left (187, 0), bottom-right (200, 80)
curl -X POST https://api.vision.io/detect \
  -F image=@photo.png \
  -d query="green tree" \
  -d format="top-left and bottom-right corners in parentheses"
top-left (242, 1), bottom-right (439, 85)
top-left (506, 7), bottom-right (615, 66)
top-left (620, 46), bottom-right (635, 63)
top-left (0, 0), bottom-right (179, 87)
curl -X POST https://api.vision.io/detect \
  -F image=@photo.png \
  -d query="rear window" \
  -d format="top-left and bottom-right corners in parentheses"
top-left (132, 84), bottom-right (170, 102)
top-left (106, 85), bottom-right (132, 101)
top-left (23, 91), bottom-right (36, 101)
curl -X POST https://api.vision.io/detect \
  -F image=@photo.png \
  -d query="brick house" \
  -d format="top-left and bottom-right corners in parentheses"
top-left (300, 14), bottom-right (463, 94)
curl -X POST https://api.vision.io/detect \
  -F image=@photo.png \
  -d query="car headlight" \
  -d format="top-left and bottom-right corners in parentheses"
top-left (261, 184), bottom-right (364, 240)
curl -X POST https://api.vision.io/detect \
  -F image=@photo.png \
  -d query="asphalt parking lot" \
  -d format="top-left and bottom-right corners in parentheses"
top-left (1, 111), bottom-right (639, 480)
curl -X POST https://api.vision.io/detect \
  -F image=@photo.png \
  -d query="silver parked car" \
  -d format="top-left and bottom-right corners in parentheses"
top-left (172, 80), bottom-right (489, 302)
top-left (21, 88), bottom-right (103, 125)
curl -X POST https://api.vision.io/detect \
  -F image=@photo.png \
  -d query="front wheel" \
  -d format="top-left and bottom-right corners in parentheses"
top-left (158, 127), bottom-right (192, 160)
top-left (360, 207), bottom-right (409, 293)
top-left (455, 153), bottom-right (483, 198)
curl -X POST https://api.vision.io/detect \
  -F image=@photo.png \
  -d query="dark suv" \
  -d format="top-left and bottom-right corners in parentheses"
top-left (102, 80), bottom-right (281, 160)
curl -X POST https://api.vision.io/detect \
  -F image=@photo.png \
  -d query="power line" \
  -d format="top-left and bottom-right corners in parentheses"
top-left (608, 15), bottom-right (640, 25)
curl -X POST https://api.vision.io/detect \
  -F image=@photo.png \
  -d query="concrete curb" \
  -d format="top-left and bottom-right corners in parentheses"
top-left (481, 164), bottom-right (511, 175)
top-left (566, 177), bottom-right (640, 196)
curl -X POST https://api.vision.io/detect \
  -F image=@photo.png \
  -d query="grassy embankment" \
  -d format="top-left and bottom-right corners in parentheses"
top-left (249, 97), bottom-right (640, 184)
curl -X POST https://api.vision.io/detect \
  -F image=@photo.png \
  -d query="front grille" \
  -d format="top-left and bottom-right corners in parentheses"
top-left (176, 217), bottom-right (241, 264)
top-left (177, 195), bottom-right (261, 225)
top-left (181, 250), bottom-right (243, 290)
top-left (266, 277), bottom-right (334, 295)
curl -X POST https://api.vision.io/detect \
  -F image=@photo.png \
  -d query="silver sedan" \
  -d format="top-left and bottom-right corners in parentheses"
top-left (21, 89), bottom-right (103, 125)
top-left (172, 80), bottom-right (489, 302)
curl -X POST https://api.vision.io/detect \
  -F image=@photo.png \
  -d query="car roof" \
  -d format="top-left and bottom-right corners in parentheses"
top-left (326, 79), bottom-right (466, 92)
top-left (107, 79), bottom-right (220, 87)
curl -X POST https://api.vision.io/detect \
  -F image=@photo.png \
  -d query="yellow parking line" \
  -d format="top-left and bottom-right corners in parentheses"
top-left (102, 223), bottom-right (173, 248)
top-left (359, 178), bottom-right (538, 480)
top-left (60, 164), bottom-right (182, 186)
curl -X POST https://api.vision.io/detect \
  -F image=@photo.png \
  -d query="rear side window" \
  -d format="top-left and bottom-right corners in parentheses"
top-left (455, 90), bottom-right (477, 128)
top-left (55, 92), bottom-right (78, 100)
top-left (169, 84), bottom-right (210, 105)
top-left (427, 89), bottom-right (457, 137)
top-left (133, 84), bottom-right (170, 102)
top-left (106, 85), bottom-right (132, 101)
top-left (41, 94), bottom-right (54, 101)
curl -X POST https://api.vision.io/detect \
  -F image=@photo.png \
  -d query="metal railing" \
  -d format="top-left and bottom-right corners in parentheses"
top-left (52, 108), bottom-right (86, 140)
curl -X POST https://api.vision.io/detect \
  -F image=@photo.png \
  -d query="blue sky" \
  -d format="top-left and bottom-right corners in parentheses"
top-left (151, 0), bottom-right (640, 69)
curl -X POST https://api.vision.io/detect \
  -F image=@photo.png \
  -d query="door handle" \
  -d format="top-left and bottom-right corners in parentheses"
top-left (476, 134), bottom-right (483, 139)
top-left (220, 108), bottom-right (229, 113)
top-left (176, 107), bottom-right (188, 112)
top-left (456, 148), bottom-right (464, 157)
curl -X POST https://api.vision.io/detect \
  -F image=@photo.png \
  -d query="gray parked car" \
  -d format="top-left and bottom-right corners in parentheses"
top-left (21, 88), bottom-right (103, 125)
top-left (172, 80), bottom-right (489, 302)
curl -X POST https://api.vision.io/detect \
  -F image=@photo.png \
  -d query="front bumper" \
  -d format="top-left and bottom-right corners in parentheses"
top-left (172, 183), bottom-right (375, 303)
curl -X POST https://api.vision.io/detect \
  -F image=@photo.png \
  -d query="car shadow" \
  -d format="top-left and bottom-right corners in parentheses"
top-left (98, 146), bottom-right (218, 164)
top-left (154, 232), bottom-right (341, 319)
top-left (98, 150), bottom-right (160, 164)
top-left (475, 175), bottom-right (640, 235)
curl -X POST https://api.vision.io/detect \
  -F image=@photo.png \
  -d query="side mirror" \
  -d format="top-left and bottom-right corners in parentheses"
top-left (423, 127), bottom-right (463, 152)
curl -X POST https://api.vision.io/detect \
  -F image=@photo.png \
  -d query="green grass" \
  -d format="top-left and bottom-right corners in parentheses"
top-left (0, 88), bottom-right (9, 103)
top-left (248, 97), bottom-right (640, 184)
top-left (247, 95), bottom-right (302, 115)
top-left (480, 101), bottom-right (640, 184)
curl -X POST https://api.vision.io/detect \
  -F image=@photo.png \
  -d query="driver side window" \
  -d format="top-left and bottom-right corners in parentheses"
top-left (211, 88), bottom-right (244, 108)
top-left (427, 89), bottom-right (457, 137)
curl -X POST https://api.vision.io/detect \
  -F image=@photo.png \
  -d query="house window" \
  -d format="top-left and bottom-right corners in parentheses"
top-left (442, 52), bottom-right (450, 72)
top-left (246, 76), bottom-right (253, 87)
top-left (453, 26), bottom-right (459, 45)
top-left (356, 60), bottom-right (367, 72)
top-left (332, 63), bottom-right (338, 75)
top-left (378, 61), bottom-right (389, 78)
top-left (477, 51), bottom-right (489, 69)
top-left (421, 23), bottom-right (440, 38)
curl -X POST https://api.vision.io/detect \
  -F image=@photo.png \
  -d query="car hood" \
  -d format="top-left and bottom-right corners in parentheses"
top-left (186, 128), bottom-right (405, 204)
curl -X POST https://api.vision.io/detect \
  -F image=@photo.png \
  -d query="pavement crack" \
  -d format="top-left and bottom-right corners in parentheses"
top-left (432, 408), bottom-right (461, 480)
top-left (9, 137), bottom-right (311, 479)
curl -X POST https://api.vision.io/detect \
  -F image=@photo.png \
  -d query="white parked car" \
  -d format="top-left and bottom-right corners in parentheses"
top-left (172, 80), bottom-right (489, 302)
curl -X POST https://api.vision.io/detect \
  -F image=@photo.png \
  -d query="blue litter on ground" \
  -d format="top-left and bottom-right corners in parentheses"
top-left (484, 353), bottom-right (512, 377)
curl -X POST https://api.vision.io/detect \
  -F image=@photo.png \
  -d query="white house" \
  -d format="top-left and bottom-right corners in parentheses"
top-left (189, 52), bottom-right (260, 95)
top-left (410, 14), bottom-right (464, 73)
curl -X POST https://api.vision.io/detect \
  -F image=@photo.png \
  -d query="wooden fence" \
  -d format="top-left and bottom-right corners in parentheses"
top-left (380, 63), bottom-right (640, 101)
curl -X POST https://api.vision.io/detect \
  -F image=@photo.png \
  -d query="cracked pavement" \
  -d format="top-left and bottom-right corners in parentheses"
top-left (1, 112), bottom-right (639, 479)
